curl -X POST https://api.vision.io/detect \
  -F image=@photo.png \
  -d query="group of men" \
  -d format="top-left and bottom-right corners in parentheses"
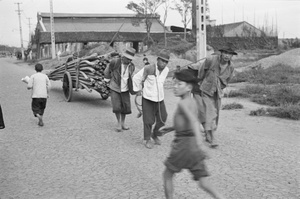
top-left (103, 46), bottom-right (237, 199)
top-left (104, 46), bottom-right (237, 149)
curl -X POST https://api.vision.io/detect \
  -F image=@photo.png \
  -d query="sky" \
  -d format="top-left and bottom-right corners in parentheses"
top-left (0, 0), bottom-right (299, 47)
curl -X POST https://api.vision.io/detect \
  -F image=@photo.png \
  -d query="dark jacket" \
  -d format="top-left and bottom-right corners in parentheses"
top-left (104, 58), bottom-right (135, 93)
top-left (193, 55), bottom-right (234, 97)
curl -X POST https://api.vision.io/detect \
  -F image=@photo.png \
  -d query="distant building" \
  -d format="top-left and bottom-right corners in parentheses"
top-left (33, 13), bottom-right (169, 58)
top-left (209, 21), bottom-right (265, 37)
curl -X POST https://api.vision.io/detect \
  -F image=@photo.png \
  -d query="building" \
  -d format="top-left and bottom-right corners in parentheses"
top-left (209, 21), bottom-right (265, 37)
top-left (33, 13), bottom-right (168, 58)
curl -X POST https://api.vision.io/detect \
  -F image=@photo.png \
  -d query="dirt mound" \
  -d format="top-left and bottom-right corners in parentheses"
top-left (82, 44), bottom-right (114, 57)
top-left (245, 48), bottom-right (300, 69)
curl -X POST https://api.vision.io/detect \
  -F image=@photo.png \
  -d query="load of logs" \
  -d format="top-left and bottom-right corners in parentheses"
top-left (47, 52), bottom-right (115, 99)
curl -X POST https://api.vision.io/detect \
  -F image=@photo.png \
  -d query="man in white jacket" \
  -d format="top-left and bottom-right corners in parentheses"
top-left (133, 50), bottom-right (170, 149)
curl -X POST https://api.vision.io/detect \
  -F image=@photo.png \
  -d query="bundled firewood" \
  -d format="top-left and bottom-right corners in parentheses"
top-left (47, 52), bottom-right (115, 98)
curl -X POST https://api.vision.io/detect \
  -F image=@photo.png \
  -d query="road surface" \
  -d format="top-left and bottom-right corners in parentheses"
top-left (0, 57), bottom-right (299, 199)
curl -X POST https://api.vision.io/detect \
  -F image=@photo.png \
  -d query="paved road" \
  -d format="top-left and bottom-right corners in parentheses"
top-left (0, 58), bottom-right (299, 199)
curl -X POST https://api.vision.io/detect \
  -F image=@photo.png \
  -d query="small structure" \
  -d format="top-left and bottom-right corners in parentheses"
top-left (206, 21), bottom-right (278, 50)
top-left (33, 13), bottom-right (168, 59)
top-left (209, 21), bottom-right (265, 37)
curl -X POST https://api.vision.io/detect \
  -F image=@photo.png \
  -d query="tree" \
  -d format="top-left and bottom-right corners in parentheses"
top-left (172, 0), bottom-right (192, 40)
top-left (126, 0), bottom-right (163, 47)
top-left (162, 0), bottom-right (171, 47)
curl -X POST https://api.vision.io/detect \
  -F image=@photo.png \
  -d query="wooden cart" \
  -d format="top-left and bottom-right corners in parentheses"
top-left (48, 53), bottom-right (111, 102)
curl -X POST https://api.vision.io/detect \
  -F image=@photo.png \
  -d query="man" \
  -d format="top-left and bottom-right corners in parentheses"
top-left (104, 47), bottom-right (136, 132)
top-left (133, 50), bottom-right (170, 149)
top-left (190, 46), bottom-right (237, 148)
top-left (27, 63), bottom-right (51, 126)
top-left (66, 52), bottom-right (78, 63)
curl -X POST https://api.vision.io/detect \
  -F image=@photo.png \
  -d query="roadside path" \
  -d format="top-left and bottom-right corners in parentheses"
top-left (0, 58), bottom-right (299, 199)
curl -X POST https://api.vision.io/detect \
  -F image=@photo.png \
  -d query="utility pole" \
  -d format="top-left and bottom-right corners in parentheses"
top-left (27, 18), bottom-right (31, 45)
top-left (49, 0), bottom-right (56, 59)
top-left (15, 2), bottom-right (24, 59)
top-left (27, 17), bottom-right (32, 59)
top-left (196, 0), bottom-right (206, 60)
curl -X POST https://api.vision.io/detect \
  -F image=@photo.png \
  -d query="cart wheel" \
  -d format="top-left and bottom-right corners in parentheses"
top-left (100, 93), bottom-right (109, 100)
top-left (63, 71), bottom-right (73, 102)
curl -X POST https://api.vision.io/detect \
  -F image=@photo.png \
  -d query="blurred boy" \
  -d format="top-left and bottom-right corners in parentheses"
top-left (160, 69), bottom-right (225, 199)
top-left (27, 64), bottom-right (51, 126)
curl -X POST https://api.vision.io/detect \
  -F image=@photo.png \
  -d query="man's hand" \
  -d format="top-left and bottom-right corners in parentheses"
top-left (157, 126), bottom-right (174, 136)
top-left (136, 90), bottom-right (142, 96)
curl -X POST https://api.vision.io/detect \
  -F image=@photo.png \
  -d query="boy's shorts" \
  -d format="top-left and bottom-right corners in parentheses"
top-left (164, 137), bottom-right (209, 181)
top-left (32, 98), bottom-right (47, 116)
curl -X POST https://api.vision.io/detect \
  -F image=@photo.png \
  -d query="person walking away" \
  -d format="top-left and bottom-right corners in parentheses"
top-left (132, 50), bottom-right (170, 149)
top-left (27, 64), bottom-right (51, 126)
top-left (104, 47), bottom-right (136, 132)
top-left (190, 46), bottom-right (237, 148)
top-left (143, 56), bottom-right (150, 66)
top-left (160, 69), bottom-right (226, 199)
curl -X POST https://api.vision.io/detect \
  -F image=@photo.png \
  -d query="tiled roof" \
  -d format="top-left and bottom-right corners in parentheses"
top-left (39, 13), bottom-right (138, 18)
top-left (38, 13), bottom-right (166, 33)
top-left (218, 21), bottom-right (244, 32)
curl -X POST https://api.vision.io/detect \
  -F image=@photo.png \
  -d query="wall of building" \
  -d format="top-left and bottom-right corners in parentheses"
top-left (224, 23), bottom-right (263, 37)
top-left (207, 36), bottom-right (278, 50)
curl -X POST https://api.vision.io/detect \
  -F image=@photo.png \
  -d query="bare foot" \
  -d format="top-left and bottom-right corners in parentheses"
top-left (122, 126), bottom-right (129, 130)
top-left (37, 114), bottom-right (44, 126)
top-left (115, 128), bottom-right (122, 132)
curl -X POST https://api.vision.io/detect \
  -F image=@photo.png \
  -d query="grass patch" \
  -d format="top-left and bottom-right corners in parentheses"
top-left (232, 84), bottom-right (300, 120)
top-left (251, 85), bottom-right (300, 106)
top-left (266, 105), bottom-right (300, 120)
top-left (250, 108), bottom-right (267, 116)
top-left (222, 102), bottom-right (244, 110)
top-left (231, 64), bottom-right (300, 84)
top-left (227, 84), bottom-right (269, 98)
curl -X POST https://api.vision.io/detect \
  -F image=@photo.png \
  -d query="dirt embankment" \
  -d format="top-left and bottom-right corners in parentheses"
top-left (236, 48), bottom-right (300, 72)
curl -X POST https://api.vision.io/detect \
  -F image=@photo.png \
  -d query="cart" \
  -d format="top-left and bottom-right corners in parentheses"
top-left (48, 53), bottom-right (111, 102)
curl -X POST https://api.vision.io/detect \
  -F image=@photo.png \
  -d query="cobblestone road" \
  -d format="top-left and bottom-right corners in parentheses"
top-left (0, 58), bottom-right (299, 199)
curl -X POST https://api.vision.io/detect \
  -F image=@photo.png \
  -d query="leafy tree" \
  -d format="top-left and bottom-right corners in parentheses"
top-left (126, 0), bottom-right (163, 47)
top-left (172, 0), bottom-right (192, 40)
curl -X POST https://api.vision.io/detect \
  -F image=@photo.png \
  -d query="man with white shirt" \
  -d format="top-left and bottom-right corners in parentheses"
top-left (27, 63), bottom-right (51, 126)
top-left (104, 47), bottom-right (136, 132)
top-left (133, 50), bottom-right (170, 149)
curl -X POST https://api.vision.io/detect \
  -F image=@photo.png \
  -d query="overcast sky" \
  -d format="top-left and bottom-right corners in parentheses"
top-left (0, 0), bottom-right (299, 47)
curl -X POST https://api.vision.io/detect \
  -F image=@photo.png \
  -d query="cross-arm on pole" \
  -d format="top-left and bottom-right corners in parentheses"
top-left (196, 0), bottom-right (206, 60)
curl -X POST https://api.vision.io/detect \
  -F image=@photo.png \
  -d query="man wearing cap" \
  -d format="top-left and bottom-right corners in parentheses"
top-left (132, 50), bottom-right (170, 149)
top-left (104, 47), bottom-right (136, 132)
top-left (190, 46), bottom-right (237, 148)
top-left (66, 52), bottom-right (78, 63)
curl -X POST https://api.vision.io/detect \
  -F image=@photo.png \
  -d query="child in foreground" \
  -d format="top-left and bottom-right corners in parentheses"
top-left (160, 69), bottom-right (225, 199)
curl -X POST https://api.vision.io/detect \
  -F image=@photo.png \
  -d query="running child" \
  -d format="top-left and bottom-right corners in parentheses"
top-left (160, 69), bottom-right (225, 199)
